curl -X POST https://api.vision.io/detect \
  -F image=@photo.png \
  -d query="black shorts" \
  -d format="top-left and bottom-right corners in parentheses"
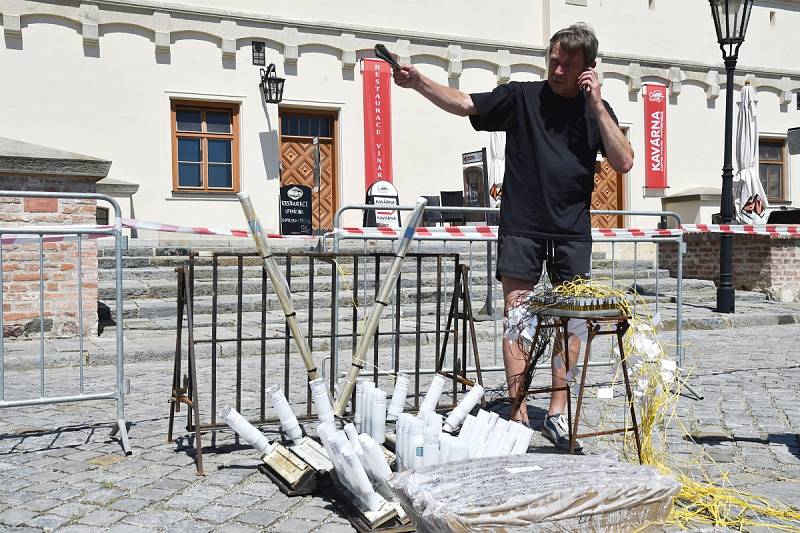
top-left (495, 234), bottom-right (592, 285)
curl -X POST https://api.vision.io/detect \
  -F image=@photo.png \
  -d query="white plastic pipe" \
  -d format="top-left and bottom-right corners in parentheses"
top-left (238, 192), bottom-right (319, 382)
top-left (310, 378), bottom-right (334, 425)
top-left (220, 406), bottom-right (274, 454)
top-left (443, 384), bottom-right (484, 433)
top-left (386, 373), bottom-right (409, 420)
top-left (419, 374), bottom-right (446, 414)
top-left (333, 197), bottom-right (428, 416)
top-left (343, 423), bottom-right (364, 454)
top-left (370, 389), bottom-right (387, 444)
top-left (267, 385), bottom-right (303, 444)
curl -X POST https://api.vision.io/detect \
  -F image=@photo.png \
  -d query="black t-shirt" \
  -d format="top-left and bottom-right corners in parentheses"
top-left (469, 80), bottom-right (619, 241)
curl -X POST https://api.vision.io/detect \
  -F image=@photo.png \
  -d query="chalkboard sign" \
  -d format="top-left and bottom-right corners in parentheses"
top-left (279, 184), bottom-right (313, 235)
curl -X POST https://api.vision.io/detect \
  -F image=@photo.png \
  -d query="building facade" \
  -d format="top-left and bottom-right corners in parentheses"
top-left (1, 0), bottom-right (799, 234)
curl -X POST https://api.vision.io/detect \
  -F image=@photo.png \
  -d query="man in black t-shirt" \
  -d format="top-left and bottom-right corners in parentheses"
top-left (393, 23), bottom-right (633, 450)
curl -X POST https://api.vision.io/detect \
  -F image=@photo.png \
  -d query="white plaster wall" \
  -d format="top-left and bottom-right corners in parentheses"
top-left (0, 0), bottom-right (798, 235)
top-left (166, 0), bottom-right (545, 45)
top-left (550, 0), bottom-right (800, 69)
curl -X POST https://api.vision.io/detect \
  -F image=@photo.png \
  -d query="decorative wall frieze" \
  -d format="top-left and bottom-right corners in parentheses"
top-left (339, 32), bottom-right (356, 70)
top-left (282, 26), bottom-right (298, 65)
top-left (2, 13), bottom-right (22, 38)
top-left (6, 0), bottom-right (799, 107)
top-left (447, 44), bottom-right (462, 79)
top-left (705, 70), bottom-right (720, 100)
top-left (496, 49), bottom-right (511, 84)
top-left (78, 3), bottom-right (100, 47)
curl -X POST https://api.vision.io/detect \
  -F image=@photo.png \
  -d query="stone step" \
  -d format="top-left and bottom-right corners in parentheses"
top-left (98, 267), bottom-right (672, 299)
top-left (98, 261), bottom-right (670, 283)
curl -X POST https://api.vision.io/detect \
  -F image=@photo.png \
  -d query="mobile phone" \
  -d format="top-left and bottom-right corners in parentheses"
top-left (374, 44), bottom-right (402, 70)
top-left (580, 67), bottom-right (594, 94)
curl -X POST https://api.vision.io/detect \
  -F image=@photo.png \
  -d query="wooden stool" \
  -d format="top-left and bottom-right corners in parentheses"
top-left (511, 311), bottom-right (643, 462)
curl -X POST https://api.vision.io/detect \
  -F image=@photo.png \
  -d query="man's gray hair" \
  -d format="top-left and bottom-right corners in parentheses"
top-left (549, 23), bottom-right (598, 66)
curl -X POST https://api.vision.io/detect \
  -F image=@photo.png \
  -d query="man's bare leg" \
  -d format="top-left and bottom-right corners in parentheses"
top-left (502, 276), bottom-right (535, 424)
top-left (549, 331), bottom-right (581, 416)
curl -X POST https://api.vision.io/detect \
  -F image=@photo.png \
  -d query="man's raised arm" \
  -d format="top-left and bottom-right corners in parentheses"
top-left (392, 64), bottom-right (476, 117)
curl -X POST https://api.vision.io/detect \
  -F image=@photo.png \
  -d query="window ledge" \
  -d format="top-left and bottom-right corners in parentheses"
top-left (167, 191), bottom-right (240, 201)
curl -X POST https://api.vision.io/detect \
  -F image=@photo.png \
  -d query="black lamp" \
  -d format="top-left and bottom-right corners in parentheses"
top-left (260, 63), bottom-right (285, 104)
top-left (709, 0), bottom-right (753, 314)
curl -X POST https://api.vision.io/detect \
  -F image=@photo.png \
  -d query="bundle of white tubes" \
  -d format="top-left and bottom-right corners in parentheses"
top-left (311, 379), bottom-right (394, 512)
top-left (392, 379), bottom-right (535, 471)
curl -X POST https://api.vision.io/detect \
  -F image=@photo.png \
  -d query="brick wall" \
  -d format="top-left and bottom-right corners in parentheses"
top-left (658, 233), bottom-right (800, 302)
top-left (1, 178), bottom-right (99, 337)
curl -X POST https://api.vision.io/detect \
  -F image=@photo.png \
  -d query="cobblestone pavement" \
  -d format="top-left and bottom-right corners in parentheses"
top-left (0, 323), bottom-right (798, 531)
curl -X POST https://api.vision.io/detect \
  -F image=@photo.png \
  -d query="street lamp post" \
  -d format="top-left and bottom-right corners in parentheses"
top-left (709, 0), bottom-right (753, 313)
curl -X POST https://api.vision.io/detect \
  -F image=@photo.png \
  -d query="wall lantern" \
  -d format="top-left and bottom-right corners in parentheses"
top-left (260, 63), bottom-right (285, 104)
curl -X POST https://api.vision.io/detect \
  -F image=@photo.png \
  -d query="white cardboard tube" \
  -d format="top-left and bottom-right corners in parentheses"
top-left (336, 441), bottom-right (383, 511)
top-left (267, 385), bottom-right (303, 443)
top-left (439, 434), bottom-right (452, 464)
top-left (359, 434), bottom-right (393, 482)
top-left (420, 374), bottom-right (446, 414)
top-left (423, 425), bottom-right (440, 467)
top-left (355, 380), bottom-right (366, 432)
top-left (220, 406), bottom-right (274, 454)
top-left (449, 439), bottom-right (468, 462)
top-left (363, 383), bottom-right (375, 438)
top-left (310, 378), bottom-right (335, 425)
top-left (459, 414), bottom-right (477, 442)
top-left (370, 389), bottom-right (387, 444)
top-left (443, 384), bottom-right (484, 433)
top-left (387, 373), bottom-right (409, 420)
top-left (511, 424), bottom-right (534, 454)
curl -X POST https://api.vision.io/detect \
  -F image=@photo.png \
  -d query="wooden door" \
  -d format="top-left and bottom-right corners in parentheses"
top-left (591, 159), bottom-right (624, 228)
top-left (279, 111), bottom-right (337, 231)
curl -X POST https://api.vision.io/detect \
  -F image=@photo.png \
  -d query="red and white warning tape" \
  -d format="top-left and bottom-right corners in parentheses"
top-left (339, 226), bottom-right (684, 240)
top-left (3, 218), bottom-right (800, 245)
top-left (681, 223), bottom-right (800, 237)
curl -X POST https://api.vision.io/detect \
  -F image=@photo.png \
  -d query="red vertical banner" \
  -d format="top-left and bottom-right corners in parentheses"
top-left (362, 58), bottom-right (393, 190)
top-left (643, 82), bottom-right (668, 191)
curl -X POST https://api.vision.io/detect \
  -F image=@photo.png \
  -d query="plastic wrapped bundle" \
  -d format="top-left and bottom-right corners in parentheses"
top-left (388, 454), bottom-right (680, 532)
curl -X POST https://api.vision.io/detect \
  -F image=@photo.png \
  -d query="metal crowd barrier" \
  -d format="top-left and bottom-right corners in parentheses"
top-left (327, 204), bottom-right (685, 371)
top-left (172, 249), bottom-right (476, 439)
top-left (0, 191), bottom-right (130, 454)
